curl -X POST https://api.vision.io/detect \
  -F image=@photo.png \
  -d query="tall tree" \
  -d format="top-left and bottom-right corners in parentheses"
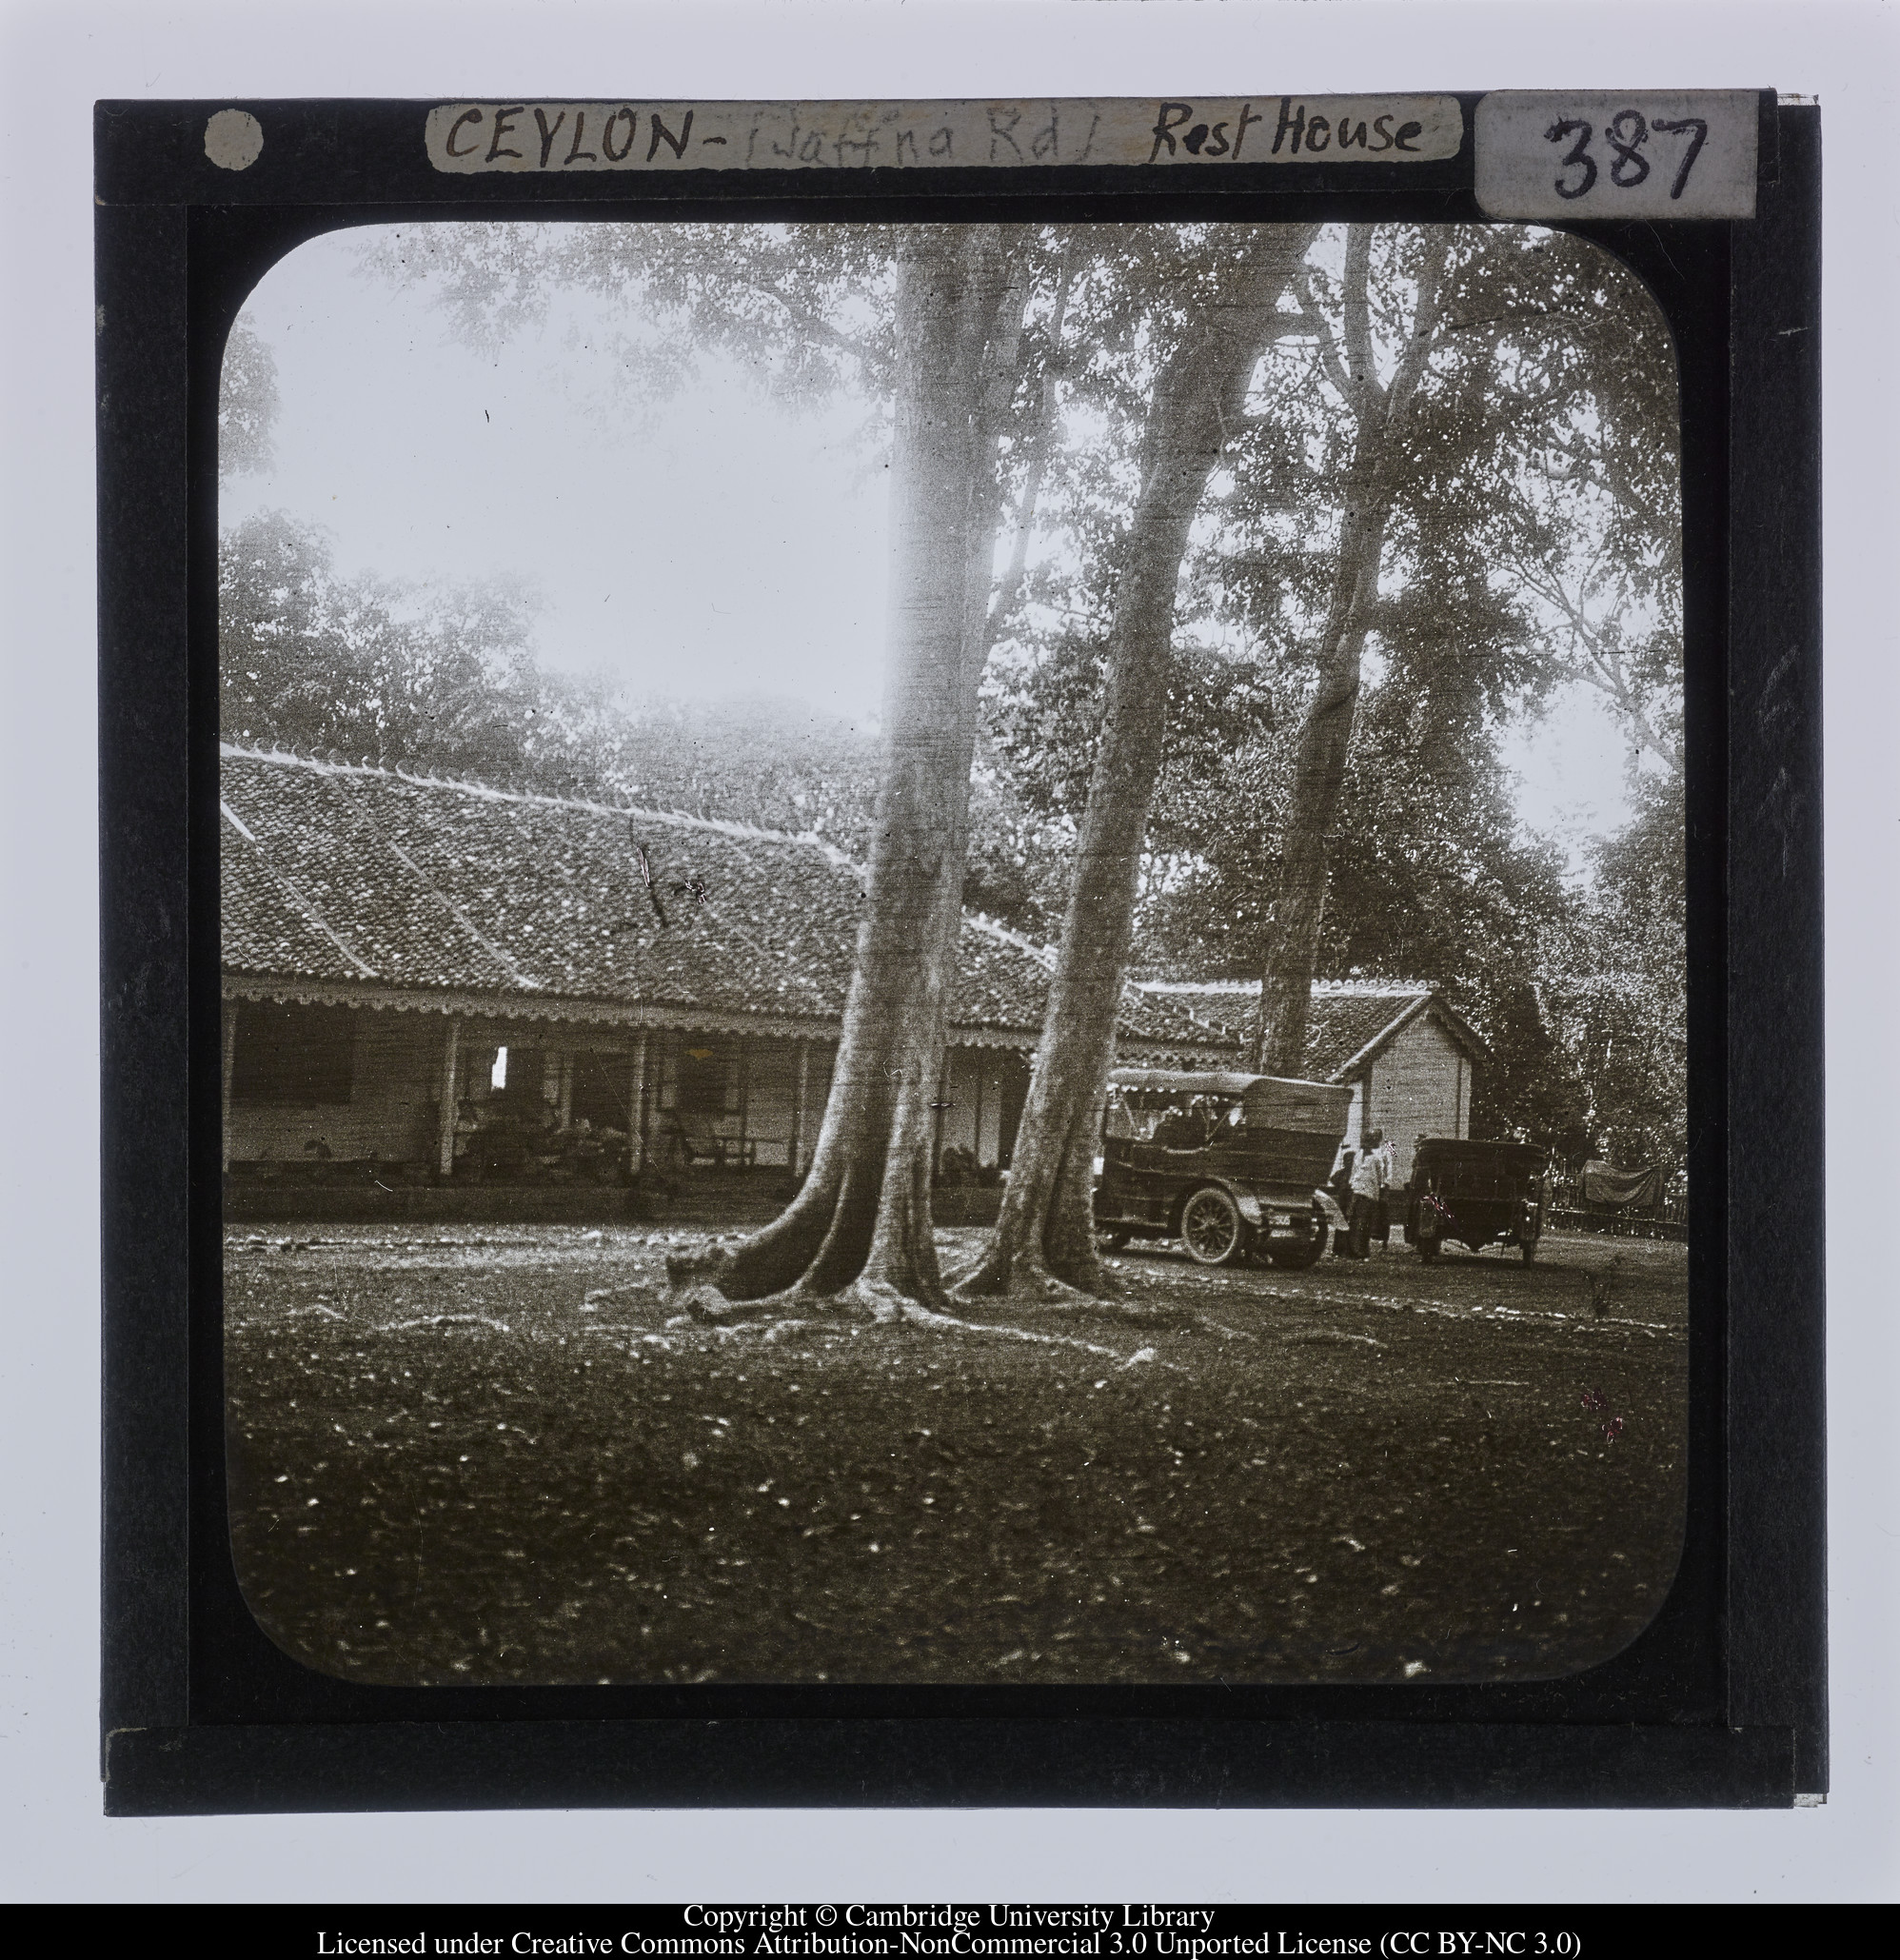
top-left (954, 225), bottom-right (1317, 1302)
top-left (670, 226), bottom-right (1038, 1315)
top-left (1251, 227), bottom-right (1451, 1074)
top-left (373, 219), bottom-right (1184, 1312)
top-left (982, 224), bottom-right (1679, 1150)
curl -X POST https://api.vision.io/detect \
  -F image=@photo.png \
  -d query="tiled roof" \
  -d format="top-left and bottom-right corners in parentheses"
top-left (1134, 979), bottom-right (1486, 1080)
top-left (220, 747), bottom-right (1219, 1053)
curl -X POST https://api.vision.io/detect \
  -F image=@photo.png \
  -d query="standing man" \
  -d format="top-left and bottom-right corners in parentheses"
top-left (1346, 1126), bottom-right (1387, 1259)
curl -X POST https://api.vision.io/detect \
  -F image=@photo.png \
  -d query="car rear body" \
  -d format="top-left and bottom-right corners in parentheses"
top-left (1093, 1068), bottom-right (1352, 1264)
top-left (1404, 1137), bottom-right (1549, 1261)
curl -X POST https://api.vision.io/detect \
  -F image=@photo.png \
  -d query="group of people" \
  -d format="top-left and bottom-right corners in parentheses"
top-left (451, 1097), bottom-right (628, 1182)
top-left (1336, 1127), bottom-right (1395, 1260)
top-left (1102, 1089), bottom-right (1241, 1152)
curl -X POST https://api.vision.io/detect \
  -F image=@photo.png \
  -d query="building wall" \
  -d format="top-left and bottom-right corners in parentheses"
top-left (743, 1040), bottom-right (797, 1168)
top-left (227, 1005), bottom-right (445, 1164)
top-left (938, 1048), bottom-right (980, 1163)
top-left (1331, 1078), bottom-right (1366, 1181)
top-left (1364, 1011), bottom-right (1470, 1185)
top-left (645, 1033), bottom-right (838, 1172)
top-left (936, 1046), bottom-right (1029, 1172)
top-left (227, 994), bottom-right (1040, 1180)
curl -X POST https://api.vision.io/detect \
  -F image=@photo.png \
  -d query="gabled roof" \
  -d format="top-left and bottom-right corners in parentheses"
top-left (1134, 979), bottom-right (1489, 1080)
top-left (220, 746), bottom-right (1220, 1055)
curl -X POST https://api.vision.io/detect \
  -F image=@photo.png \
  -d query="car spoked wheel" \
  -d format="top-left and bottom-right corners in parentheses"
top-left (1180, 1186), bottom-right (1245, 1266)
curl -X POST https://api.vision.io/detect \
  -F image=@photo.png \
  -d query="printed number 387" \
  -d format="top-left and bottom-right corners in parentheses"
top-left (1545, 109), bottom-right (1709, 201)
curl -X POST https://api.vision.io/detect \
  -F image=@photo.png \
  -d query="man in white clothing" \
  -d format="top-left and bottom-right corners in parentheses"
top-left (1345, 1126), bottom-right (1387, 1259)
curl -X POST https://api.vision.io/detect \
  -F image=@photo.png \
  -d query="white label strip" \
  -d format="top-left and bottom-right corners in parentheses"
top-left (1474, 91), bottom-right (1759, 220)
top-left (424, 97), bottom-right (1464, 174)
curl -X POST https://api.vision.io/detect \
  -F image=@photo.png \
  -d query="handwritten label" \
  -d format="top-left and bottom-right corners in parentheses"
top-left (424, 97), bottom-right (1464, 174)
top-left (1474, 91), bottom-right (1758, 220)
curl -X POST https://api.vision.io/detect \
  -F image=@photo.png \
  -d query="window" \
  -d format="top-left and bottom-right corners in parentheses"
top-left (229, 1001), bottom-right (356, 1106)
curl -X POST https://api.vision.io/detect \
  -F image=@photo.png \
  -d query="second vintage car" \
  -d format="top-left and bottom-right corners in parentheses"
top-left (1403, 1137), bottom-right (1550, 1264)
top-left (1092, 1067), bottom-right (1352, 1268)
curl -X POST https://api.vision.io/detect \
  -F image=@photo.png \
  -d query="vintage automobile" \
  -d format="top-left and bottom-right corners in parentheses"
top-left (1092, 1068), bottom-right (1352, 1269)
top-left (1404, 1138), bottom-right (1550, 1264)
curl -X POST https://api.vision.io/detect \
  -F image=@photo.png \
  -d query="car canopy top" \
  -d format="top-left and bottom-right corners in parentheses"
top-left (1107, 1068), bottom-right (1352, 1136)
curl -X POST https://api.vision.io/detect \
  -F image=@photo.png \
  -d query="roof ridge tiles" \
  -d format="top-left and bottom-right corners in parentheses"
top-left (957, 915), bottom-right (1198, 1032)
top-left (1137, 977), bottom-right (1435, 998)
top-left (218, 742), bottom-right (846, 856)
top-left (962, 909), bottom-right (1058, 971)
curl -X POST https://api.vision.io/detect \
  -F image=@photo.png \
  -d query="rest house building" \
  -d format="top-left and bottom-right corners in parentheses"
top-left (219, 747), bottom-right (1224, 1221)
top-left (221, 747), bottom-right (1484, 1220)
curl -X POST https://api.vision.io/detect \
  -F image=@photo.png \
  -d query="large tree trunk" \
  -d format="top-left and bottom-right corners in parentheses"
top-left (1250, 499), bottom-right (1388, 1074)
top-left (669, 228), bottom-right (1028, 1317)
top-left (956, 228), bottom-right (1318, 1302)
top-left (1251, 228), bottom-right (1450, 1078)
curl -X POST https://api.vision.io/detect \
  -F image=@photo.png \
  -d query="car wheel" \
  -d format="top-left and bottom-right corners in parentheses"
top-left (1180, 1186), bottom-right (1246, 1266)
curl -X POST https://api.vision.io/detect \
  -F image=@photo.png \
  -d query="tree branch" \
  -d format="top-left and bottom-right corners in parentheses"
top-left (1384, 230), bottom-right (1455, 426)
top-left (990, 249), bottom-right (1075, 636)
top-left (1340, 228), bottom-right (1379, 416)
top-left (1502, 545), bottom-right (1685, 779)
top-left (746, 277), bottom-right (882, 375)
top-left (1293, 267), bottom-right (1355, 405)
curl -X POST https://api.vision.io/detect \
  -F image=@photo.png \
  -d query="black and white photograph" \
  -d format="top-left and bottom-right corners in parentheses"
top-left (216, 211), bottom-right (1691, 1690)
top-left (0, 0), bottom-right (1876, 1904)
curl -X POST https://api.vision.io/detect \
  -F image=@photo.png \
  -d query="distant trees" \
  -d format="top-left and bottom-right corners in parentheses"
top-left (219, 318), bottom-right (279, 481)
top-left (218, 308), bottom-right (627, 794)
top-left (1538, 776), bottom-right (1688, 1173)
top-left (218, 508), bottom-right (1073, 942)
top-left (218, 509), bottom-right (617, 795)
top-left (590, 696), bottom-right (881, 845)
top-left (979, 223), bottom-right (1684, 1169)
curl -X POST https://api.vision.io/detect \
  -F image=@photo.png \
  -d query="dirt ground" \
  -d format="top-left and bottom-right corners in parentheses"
top-left (224, 1222), bottom-right (1688, 1688)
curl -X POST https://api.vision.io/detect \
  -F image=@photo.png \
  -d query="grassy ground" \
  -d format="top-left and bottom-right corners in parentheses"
top-left (225, 1223), bottom-right (1687, 1687)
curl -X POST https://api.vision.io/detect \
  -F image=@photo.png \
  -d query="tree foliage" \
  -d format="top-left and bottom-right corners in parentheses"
top-left (229, 216), bottom-right (1691, 1190)
top-left (979, 223), bottom-right (1685, 1158)
top-left (1537, 774), bottom-right (1688, 1171)
top-left (219, 510), bottom-right (618, 794)
top-left (219, 317), bottom-right (280, 481)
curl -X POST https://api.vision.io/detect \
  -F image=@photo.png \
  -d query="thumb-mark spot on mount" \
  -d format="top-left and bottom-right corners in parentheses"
top-left (206, 109), bottom-right (264, 171)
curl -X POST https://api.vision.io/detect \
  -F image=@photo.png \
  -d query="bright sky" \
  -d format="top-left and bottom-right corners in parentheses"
top-left (222, 228), bottom-right (892, 720)
top-left (222, 224), bottom-right (1646, 865)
